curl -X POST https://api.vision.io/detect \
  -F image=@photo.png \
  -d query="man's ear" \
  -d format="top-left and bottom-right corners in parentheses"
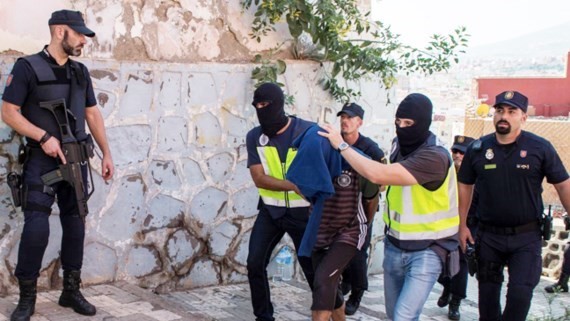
top-left (54, 25), bottom-right (66, 40)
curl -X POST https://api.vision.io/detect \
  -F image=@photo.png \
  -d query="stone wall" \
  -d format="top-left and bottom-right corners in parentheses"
top-left (0, 55), bottom-right (395, 293)
top-left (543, 221), bottom-right (569, 279)
top-left (0, 0), bottom-right (307, 62)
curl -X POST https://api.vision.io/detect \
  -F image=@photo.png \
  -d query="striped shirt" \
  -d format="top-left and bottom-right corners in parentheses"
top-left (315, 168), bottom-right (368, 250)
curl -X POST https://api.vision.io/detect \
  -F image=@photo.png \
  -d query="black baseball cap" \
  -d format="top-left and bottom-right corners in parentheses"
top-left (337, 103), bottom-right (364, 119)
top-left (493, 91), bottom-right (528, 113)
top-left (451, 135), bottom-right (474, 153)
top-left (49, 10), bottom-right (95, 37)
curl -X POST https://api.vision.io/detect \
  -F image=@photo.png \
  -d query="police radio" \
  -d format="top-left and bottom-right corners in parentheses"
top-left (542, 205), bottom-right (553, 241)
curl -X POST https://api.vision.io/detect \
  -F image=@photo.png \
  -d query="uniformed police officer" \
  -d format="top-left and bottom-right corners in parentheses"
top-left (1, 10), bottom-right (114, 320)
top-left (458, 91), bottom-right (570, 321)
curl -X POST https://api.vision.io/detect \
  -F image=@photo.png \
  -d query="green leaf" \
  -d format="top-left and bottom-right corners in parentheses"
top-left (331, 63), bottom-right (341, 77)
top-left (242, 0), bottom-right (469, 102)
top-left (276, 60), bottom-right (287, 74)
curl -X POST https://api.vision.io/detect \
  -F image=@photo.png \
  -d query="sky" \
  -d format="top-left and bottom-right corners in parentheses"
top-left (372, 0), bottom-right (570, 47)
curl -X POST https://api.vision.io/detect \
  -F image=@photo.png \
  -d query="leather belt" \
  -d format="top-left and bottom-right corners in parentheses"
top-left (479, 221), bottom-right (540, 235)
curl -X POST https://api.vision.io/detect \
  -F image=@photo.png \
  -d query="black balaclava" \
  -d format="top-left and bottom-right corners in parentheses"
top-left (252, 83), bottom-right (289, 137)
top-left (395, 93), bottom-right (433, 156)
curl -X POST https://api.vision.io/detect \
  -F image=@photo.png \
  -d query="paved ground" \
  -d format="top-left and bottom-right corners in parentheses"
top-left (0, 274), bottom-right (568, 320)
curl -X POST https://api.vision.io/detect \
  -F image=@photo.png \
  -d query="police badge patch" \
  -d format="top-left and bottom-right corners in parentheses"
top-left (485, 148), bottom-right (494, 160)
top-left (259, 134), bottom-right (269, 146)
top-left (5, 74), bottom-right (13, 87)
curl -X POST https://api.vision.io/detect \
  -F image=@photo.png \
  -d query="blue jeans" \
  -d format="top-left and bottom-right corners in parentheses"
top-left (246, 206), bottom-right (315, 321)
top-left (383, 238), bottom-right (442, 321)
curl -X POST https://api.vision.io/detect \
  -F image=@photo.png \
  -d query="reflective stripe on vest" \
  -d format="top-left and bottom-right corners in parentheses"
top-left (383, 164), bottom-right (459, 240)
top-left (257, 146), bottom-right (310, 208)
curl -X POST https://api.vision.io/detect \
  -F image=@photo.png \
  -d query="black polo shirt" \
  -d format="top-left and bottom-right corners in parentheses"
top-left (458, 131), bottom-right (569, 227)
top-left (352, 134), bottom-right (385, 164)
top-left (353, 133), bottom-right (385, 200)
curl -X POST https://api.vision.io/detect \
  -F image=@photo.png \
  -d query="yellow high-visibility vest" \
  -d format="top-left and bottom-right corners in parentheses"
top-left (257, 145), bottom-right (310, 208)
top-left (383, 163), bottom-right (459, 241)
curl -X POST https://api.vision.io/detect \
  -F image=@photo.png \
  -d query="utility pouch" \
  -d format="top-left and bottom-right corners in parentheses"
top-left (17, 144), bottom-right (27, 164)
top-left (7, 172), bottom-right (22, 207)
top-left (81, 134), bottom-right (95, 159)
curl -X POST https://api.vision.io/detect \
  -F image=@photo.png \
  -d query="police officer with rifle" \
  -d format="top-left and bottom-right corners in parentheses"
top-left (1, 10), bottom-right (114, 321)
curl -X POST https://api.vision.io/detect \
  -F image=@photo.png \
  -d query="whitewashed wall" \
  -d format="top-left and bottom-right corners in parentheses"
top-left (0, 55), bottom-right (395, 293)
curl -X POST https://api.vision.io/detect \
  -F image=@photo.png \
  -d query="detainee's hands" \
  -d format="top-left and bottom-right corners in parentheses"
top-left (41, 137), bottom-right (67, 164)
top-left (459, 225), bottom-right (474, 253)
top-left (292, 184), bottom-right (307, 201)
top-left (318, 123), bottom-right (344, 150)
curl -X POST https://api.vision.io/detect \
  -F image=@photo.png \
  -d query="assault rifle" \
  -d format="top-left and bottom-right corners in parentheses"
top-left (39, 99), bottom-right (94, 221)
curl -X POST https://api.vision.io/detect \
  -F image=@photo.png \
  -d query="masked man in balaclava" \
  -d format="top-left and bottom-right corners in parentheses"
top-left (245, 82), bottom-right (316, 321)
top-left (318, 93), bottom-right (459, 321)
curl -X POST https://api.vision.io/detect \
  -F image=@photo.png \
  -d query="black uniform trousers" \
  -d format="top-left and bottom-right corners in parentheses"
top-left (477, 228), bottom-right (542, 321)
top-left (246, 205), bottom-right (315, 321)
top-left (15, 149), bottom-right (86, 280)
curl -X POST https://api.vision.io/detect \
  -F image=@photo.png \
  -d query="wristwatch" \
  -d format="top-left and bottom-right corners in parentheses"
top-left (338, 141), bottom-right (350, 152)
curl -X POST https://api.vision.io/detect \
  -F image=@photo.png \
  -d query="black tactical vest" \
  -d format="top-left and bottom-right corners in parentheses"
top-left (20, 54), bottom-right (88, 146)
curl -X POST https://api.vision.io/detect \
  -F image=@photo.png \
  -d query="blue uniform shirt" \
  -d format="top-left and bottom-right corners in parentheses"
top-left (458, 131), bottom-right (568, 227)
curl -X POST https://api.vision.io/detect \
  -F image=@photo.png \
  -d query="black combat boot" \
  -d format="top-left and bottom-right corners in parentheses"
top-left (58, 270), bottom-right (96, 316)
top-left (448, 295), bottom-right (461, 320)
top-left (10, 278), bottom-right (37, 321)
top-left (345, 289), bottom-right (365, 316)
top-left (545, 273), bottom-right (569, 293)
top-left (437, 286), bottom-right (451, 307)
